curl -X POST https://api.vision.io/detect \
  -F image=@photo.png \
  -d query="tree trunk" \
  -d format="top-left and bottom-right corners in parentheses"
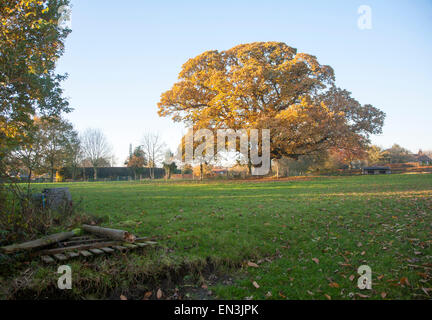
top-left (82, 225), bottom-right (136, 242)
top-left (247, 159), bottom-right (252, 175)
top-left (274, 159), bottom-right (279, 179)
top-left (200, 163), bottom-right (203, 181)
top-left (93, 167), bottom-right (97, 180)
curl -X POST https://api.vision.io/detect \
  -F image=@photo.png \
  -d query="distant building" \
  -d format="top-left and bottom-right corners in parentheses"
top-left (413, 150), bottom-right (432, 165)
top-left (362, 166), bottom-right (391, 175)
top-left (212, 167), bottom-right (229, 175)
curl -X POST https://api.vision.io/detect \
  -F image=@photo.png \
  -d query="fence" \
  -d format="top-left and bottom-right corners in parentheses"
top-left (59, 167), bottom-right (166, 181)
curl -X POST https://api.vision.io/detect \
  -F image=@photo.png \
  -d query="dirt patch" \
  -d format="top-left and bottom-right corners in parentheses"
top-left (8, 257), bottom-right (243, 300)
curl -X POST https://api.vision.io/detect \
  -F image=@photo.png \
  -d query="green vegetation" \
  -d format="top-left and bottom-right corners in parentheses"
top-left (2, 174), bottom-right (431, 300)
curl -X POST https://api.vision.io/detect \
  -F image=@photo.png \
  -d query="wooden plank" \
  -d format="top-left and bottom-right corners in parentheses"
top-left (1, 231), bottom-right (76, 254)
top-left (89, 248), bottom-right (104, 255)
top-left (113, 245), bottom-right (127, 252)
top-left (135, 242), bottom-right (149, 248)
top-left (100, 247), bottom-right (114, 253)
top-left (68, 236), bottom-right (92, 241)
top-left (66, 252), bottom-right (80, 258)
top-left (60, 238), bottom-right (109, 246)
top-left (80, 250), bottom-right (93, 257)
top-left (36, 241), bottom-right (121, 256)
top-left (122, 243), bottom-right (138, 249)
top-left (53, 253), bottom-right (68, 261)
top-left (41, 255), bottom-right (55, 264)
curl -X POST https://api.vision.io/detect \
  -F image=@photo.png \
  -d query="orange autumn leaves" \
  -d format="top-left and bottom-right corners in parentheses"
top-left (158, 42), bottom-right (385, 161)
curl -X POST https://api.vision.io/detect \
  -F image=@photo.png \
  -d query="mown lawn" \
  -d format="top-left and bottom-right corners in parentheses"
top-left (2, 174), bottom-right (432, 300)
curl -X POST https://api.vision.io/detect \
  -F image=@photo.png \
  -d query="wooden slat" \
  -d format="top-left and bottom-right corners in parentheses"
top-left (122, 243), bottom-right (138, 249)
top-left (144, 241), bottom-right (157, 245)
top-left (80, 250), bottom-right (93, 257)
top-left (67, 252), bottom-right (80, 258)
top-left (135, 242), bottom-right (149, 248)
top-left (41, 255), bottom-right (55, 264)
top-left (113, 245), bottom-right (127, 252)
top-left (36, 241), bottom-right (121, 256)
top-left (60, 238), bottom-right (110, 246)
top-left (53, 253), bottom-right (68, 261)
top-left (100, 247), bottom-right (114, 253)
top-left (89, 248), bottom-right (104, 255)
top-left (68, 236), bottom-right (92, 241)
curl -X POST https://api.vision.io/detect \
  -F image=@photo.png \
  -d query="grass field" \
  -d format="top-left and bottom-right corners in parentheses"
top-left (2, 174), bottom-right (431, 300)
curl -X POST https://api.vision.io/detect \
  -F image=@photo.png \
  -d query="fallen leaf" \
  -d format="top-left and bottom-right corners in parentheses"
top-left (356, 293), bottom-right (370, 298)
top-left (400, 277), bottom-right (410, 286)
top-left (120, 295), bottom-right (127, 300)
top-left (349, 275), bottom-right (355, 281)
top-left (252, 281), bottom-right (260, 289)
top-left (324, 294), bottom-right (331, 300)
top-left (157, 288), bottom-right (163, 299)
top-left (312, 258), bottom-right (320, 264)
top-left (247, 261), bottom-right (259, 268)
top-left (265, 291), bottom-right (272, 297)
top-left (201, 284), bottom-right (208, 289)
top-left (329, 282), bottom-right (340, 288)
top-left (377, 274), bottom-right (384, 280)
top-left (381, 292), bottom-right (387, 299)
top-left (143, 291), bottom-right (152, 300)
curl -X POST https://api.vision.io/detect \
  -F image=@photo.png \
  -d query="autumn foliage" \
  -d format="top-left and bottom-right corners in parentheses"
top-left (158, 42), bottom-right (385, 161)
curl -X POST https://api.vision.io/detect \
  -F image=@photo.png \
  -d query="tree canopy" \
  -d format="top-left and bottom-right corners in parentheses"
top-left (0, 0), bottom-right (71, 159)
top-left (158, 42), bottom-right (385, 160)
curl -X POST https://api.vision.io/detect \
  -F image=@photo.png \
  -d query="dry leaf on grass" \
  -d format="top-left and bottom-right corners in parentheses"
top-left (247, 261), bottom-right (259, 268)
top-left (312, 258), bottom-right (319, 264)
top-left (252, 281), bottom-right (260, 289)
top-left (157, 289), bottom-right (163, 299)
top-left (143, 291), bottom-right (152, 300)
top-left (120, 295), bottom-right (127, 300)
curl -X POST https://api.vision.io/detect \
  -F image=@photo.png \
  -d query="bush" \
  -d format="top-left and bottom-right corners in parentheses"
top-left (0, 183), bottom-right (97, 246)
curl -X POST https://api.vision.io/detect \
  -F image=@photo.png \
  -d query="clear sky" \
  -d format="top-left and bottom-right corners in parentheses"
top-left (56, 0), bottom-right (432, 165)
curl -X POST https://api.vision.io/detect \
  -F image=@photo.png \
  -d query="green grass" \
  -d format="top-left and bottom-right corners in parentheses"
top-left (2, 174), bottom-right (432, 300)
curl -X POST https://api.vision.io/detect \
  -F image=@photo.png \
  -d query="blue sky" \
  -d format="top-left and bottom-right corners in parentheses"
top-left (57, 0), bottom-right (432, 165)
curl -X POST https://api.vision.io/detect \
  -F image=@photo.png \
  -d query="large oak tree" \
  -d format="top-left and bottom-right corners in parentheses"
top-left (158, 42), bottom-right (385, 162)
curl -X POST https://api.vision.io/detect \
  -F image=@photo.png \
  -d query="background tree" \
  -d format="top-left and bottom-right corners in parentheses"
top-left (39, 116), bottom-right (79, 182)
top-left (141, 132), bottom-right (165, 179)
top-left (176, 128), bottom-right (218, 181)
top-left (80, 128), bottom-right (113, 180)
top-left (158, 42), bottom-right (385, 164)
top-left (383, 144), bottom-right (414, 164)
top-left (162, 150), bottom-right (177, 179)
top-left (64, 134), bottom-right (82, 181)
top-left (125, 146), bottom-right (147, 180)
top-left (9, 120), bottom-right (46, 184)
top-left (367, 145), bottom-right (387, 166)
